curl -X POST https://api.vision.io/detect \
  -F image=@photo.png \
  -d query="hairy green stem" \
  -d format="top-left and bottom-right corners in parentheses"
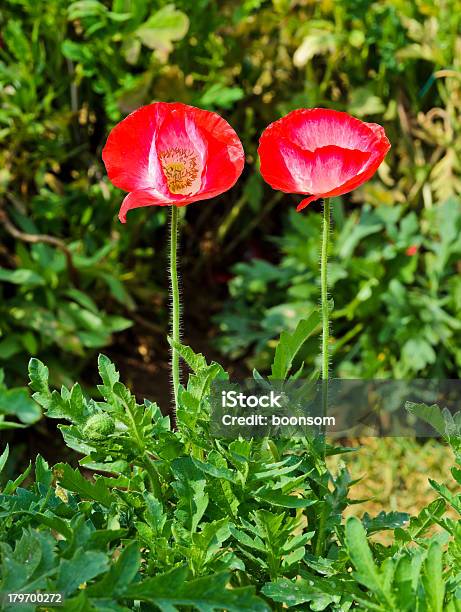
top-left (170, 205), bottom-right (181, 410)
top-left (321, 197), bottom-right (331, 384)
top-left (314, 197), bottom-right (331, 558)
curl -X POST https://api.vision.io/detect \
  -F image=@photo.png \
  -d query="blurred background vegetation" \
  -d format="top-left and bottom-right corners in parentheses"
top-left (1, 0), bottom-right (461, 485)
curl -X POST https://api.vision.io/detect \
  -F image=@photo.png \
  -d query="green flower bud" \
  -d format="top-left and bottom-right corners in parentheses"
top-left (83, 413), bottom-right (115, 441)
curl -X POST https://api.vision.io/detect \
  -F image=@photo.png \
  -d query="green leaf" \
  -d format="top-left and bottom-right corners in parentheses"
top-left (136, 4), bottom-right (189, 55)
top-left (43, 385), bottom-right (88, 425)
top-left (422, 541), bottom-right (445, 612)
top-left (406, 402), bottom-right (453, 438)
top-left (0, 386), bottom-right (41, 424)
top-left (229, 526), bottom-right (266, 552)
top-left (262, 574), bottom-right (357, 608)
top-left (252, 458), bottom-right (303, 481)
top-left (144, 493), bottom-right (167, 535)
top-left (87, 541), bottom-right (140, 598)
top-left (349, 87), bottom-right (385, 117)
top-left (0, 421), bottom-right (26, 431)
top-left (67, 0), bottom-right (108, 20)
top-left (3, 20), bottom-right (31, 61)
top-left (191, 456), bottom-right (236, 483)
top-left (3, 461), bottom-right (32, 495)
top-left (65, 288), bottom-right (99, 314)
top-left (124, 566), bottom-right (270, 611)
top-left (28, 358), bottom-right (50, 395)
top-left (168, 339), bottom-right (207, 372)
top-left (0, 529), bottom-right (56, 595)
top-left (35, 454), bottom-right (52, 488)
top-left (255, 489), bottom-right (316, 509)
top-left (293, 31), bottom-right (337, 67)
top-left (393, 553), bottom-right (419, 609)
top-left (270, 312), bottom-right (320, 379)
top-left (0, 444), bottom-right (9, 474)
top-left (56, 549), bottom-right (109, 596)
top-left (28, 358), bottom-right (52, 413)
top-left (198, 84), bottom-right (245, 110)
top-left (98, 273), bottom-right (136, 310)
top-left (362, 511), bottom-right (410, 534)
top-left (0, 336), bottom-right (22, 359)
top-left (402, 338), bottom-right (436, 371)
top-left (171, 458), bottom-right (209, 533)
top-left (54, 463), bottom-right (114, 507)
top-left (0, 267), bottom-right (45, 285)
top-left (345, 517), bottom-right (395, 607)
top-left (97, 354), bottom-right (120, 401)
top-left (429, 479), bottom-right (461, 514)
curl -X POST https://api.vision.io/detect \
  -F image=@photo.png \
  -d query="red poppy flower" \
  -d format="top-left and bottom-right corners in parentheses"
top-left (258, 108), bottom-right (390, 211)
top-left (103, 102), bottom-right (245, 222)
top-left (406, 245), bottom-right (418, 256)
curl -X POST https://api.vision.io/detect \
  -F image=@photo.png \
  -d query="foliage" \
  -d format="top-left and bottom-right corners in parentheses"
top-left (216, 196), bottom-right (461, 378)
top-left (1, 337), bottom-right (461, 609)
top-left (0, 240), bottom-right (133, 385)
top-left (2, 0), bottom-right (461, 388)
top-left (0, 368), bottom-right (41, 431)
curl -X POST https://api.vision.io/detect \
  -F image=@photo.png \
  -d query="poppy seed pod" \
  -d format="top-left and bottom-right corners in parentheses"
top-left (83, 413), bottom-right (115, 441)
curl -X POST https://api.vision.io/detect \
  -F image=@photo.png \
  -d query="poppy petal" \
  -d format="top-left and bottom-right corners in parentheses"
top-left (318, 127), bottom-right (390, 197)
top-left (282, 108), bottom-right (382, 152)
top-left (193, 109), bottom-right (245, 197)
top-left (103, 104), bottom-right (171, 193)
top-left (297, 195), bottom-right (320, 211)
top-left (155, 106), bottom-right (207, 197)
top-left (155, 103), bottom-right (244, 199)
top-left (305, 146), bottom-right (371, 194)
top-left (118, 189), bottom-right (172, 223)
top-left (258, 136), bottom-right (307, 193)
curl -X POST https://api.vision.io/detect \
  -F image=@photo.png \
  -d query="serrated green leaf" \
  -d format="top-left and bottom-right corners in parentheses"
top-left (422, 541), bottom-right (445, 612)
top-left (345, 517), bottom-right (395, 607)
top-left (35, 454), bottom-right (52, 488)
top-left (171, 458), bottom-right (209, 533)
top-left (124, 566), bottom-right (269, 611)
top-left (87, 541), bottom-right (140, 598)
top-left (57, 548), bottom-right (109, 596)
top-left (255, 489), bottom-right (316, 509)
top-left (262, 573), bottom-right (356, 608)
top-left (191, 457), bottom-right (236, 483)
top-left (97, 354), bottom-right (120, 400)
top-left (54, 463), bottom-right (114, 507)
top-left (168, 338), bottom-right (207, 373)
top-left (362, 511), bottom-right (410, 534)
top-left (28, 358), bottom-right (50, 408)
top-left (270, 312), bottom-right (320, 380)
top-left (44, 386), bottom-right (88, 424)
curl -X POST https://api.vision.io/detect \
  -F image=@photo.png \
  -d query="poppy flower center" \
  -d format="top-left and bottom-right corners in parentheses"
top-left (158, 147), bottom-right (200, 195)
